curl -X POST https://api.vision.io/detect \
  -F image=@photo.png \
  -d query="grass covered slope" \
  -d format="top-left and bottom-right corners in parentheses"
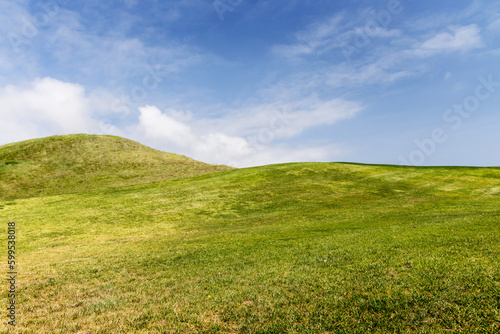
top-left (1, 162), bottom-right (499, 333)
top-left (0, 134), bottom-right (233, 200)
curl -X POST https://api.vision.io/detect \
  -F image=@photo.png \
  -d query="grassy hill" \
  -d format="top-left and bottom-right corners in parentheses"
top-left (0, 136), bottom-right (499, 333)
top-left (0, 134), bottom-right (233, 200)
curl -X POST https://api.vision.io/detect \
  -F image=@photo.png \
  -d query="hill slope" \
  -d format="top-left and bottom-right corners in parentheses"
top-left (0, 134), bottom-right (233, 200)
top-left (1, 162), bottom-right (499, 332)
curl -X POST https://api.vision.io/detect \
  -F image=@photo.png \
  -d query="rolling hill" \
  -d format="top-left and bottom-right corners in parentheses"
top-left (0, 135), bottom-right (499, 333)
top-left (0, 134), bottom-right (233, 200)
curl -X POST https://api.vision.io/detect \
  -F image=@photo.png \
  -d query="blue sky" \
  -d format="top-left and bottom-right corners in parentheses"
top-left (1, 0), bottom-right (499, 167)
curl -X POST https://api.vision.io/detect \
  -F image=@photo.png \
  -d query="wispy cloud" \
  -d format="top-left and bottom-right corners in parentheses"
top-left (269, 10), bottom-right (490, 95)
top-left (416, 24), bottom-right (483, 55)
top-left (272, 14), bottom-right (344, 60)
top-left (0, 1), bottom-right (208, 89)
top-left (272, 12), bottom-right (403, 62)
top-left (211, 97), bottom-right (362, 138)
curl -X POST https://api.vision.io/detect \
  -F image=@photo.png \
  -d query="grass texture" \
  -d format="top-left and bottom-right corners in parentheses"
top-left (0, 135), bottom-right (499, 333)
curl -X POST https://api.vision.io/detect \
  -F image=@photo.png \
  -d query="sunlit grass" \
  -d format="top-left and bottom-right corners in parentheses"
top-left (1, 161), bottom-right (499, 332)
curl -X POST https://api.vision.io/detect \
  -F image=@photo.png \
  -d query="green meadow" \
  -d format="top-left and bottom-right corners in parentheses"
top-left (1, 135), bottom-right (499, 333)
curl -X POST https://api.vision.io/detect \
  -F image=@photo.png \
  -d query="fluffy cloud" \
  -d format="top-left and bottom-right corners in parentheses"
top-left (0, 77), bottom-right (97, 144)
top-left (136, 105), bottom-right (254, 166)
top-left (195, 133), bottom-right (254, 165)
top-left (138, 106), bottom-right (197, 147)
top-left (135, 98), bottom-right (361, 167)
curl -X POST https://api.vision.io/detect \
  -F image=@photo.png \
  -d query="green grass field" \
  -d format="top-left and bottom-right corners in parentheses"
top-left (1, 135), bottom-right (499, 333)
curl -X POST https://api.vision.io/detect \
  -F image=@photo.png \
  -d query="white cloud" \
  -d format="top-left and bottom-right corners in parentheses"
top-left (133, 96), bottom-right (361, 167)
top-left (418, 25), bottom-right (483, 54)
top-left (135, 105), bottom-right (254, 165)
top-left (0, 77), bottom-right (97, 145)
top-left (195, 133), bottom-right (253, 165)
top-left (138, 105), bottom-right (197, 147)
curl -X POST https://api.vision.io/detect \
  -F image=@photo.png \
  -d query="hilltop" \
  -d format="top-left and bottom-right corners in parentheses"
top-left (0, 134), bottom-right (233, 200)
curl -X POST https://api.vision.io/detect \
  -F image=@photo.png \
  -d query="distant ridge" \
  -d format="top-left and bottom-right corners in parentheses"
top-left (0, 134), bottom-right (234, 200)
